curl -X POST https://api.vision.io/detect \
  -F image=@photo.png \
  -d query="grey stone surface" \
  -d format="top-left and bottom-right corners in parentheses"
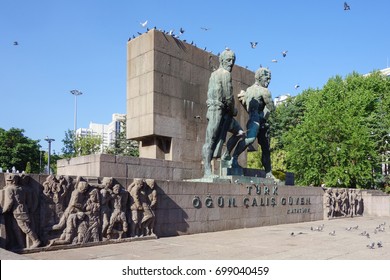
top-left (126, 30), bottom-right (253, 167)
top-left (17, 215), bottom-right (390, 260)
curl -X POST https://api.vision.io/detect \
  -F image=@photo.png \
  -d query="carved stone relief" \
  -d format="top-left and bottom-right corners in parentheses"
top-left (323, 188), bottom-right (364, 219)
top-left (0, 174), bottom-right (158, 251)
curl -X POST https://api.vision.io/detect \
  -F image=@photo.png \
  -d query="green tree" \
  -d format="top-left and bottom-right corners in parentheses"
top-left (105, 119), bottom-right (139, 157)
top-left (61, 129), bottom-right (75, 158)
top-left (62, 129), bottom-right (103, 157)
top-left (74, 134), bottom-right (102, 156)
top-left (25, 161), bottom-right (32, 173)
top-left (284, 72), bottom-right (390, 188)
top-left (0, 128), bottom-right (41, 173)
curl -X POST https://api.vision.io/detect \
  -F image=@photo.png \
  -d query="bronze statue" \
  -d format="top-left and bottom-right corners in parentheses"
top-left (202, 49), bottom-right (243, 177)
top-left (230, 67), bottom-right (275, 177)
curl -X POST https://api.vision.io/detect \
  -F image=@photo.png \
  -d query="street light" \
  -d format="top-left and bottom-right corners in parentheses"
top-left (70, 89), bottom-right (83, 133)
top-left (44, 137), bottom-right (55, 175)
top-left (39, 150), bottom-right (43, 174)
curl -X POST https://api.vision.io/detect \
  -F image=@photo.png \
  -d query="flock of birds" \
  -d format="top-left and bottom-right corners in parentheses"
top-left (10, 2), bottom-right (353, 93)
top-left (130, 21), bottom-right (298, 89)
top-left (290, 221), bottom-right (387, 250)
top-left (127, 2), bottom-right (352, 92)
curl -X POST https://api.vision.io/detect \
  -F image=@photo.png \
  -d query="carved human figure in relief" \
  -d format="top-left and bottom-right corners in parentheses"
top-left (98, 177), bottom-right (114, 239)
top-left (48, 212), bottom-right (86, 246)
top-left (349, 189), bottom-right (357, 217)
top-left (41, 175), bottom-right (72, 228)
top-left (324, 188), bottom-right (334, 218)
top-left (106, 184), bottom-right (129, 239)
top-left (50, 179), bottom-right (89, 231)
top-left (0, 174), bottom-right (41, 249)
top-left (128, 179), bottom-right (143, 237)
top-left (229, 67), bottom-right (275, 177)
top-left (84, 188), bottom-right (101, 242)
top-left (202, 49), bottom-right (243, 177)
top-left (140, 179), bottom-right (157, 236)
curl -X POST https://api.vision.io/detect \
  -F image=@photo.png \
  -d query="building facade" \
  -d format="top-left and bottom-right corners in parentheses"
top-left (76, 113), bottom-right (126, 152)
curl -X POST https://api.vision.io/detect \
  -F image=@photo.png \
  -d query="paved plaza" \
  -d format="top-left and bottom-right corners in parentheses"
top-left (2, 215), bottom-right (389, 260)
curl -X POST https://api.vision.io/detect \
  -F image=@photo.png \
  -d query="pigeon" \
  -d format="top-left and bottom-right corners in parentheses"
top-left (352, 225), bottom-right (359, 230)
top-left (344, 2), bottom-right (351, 10)
top-left (271, 59), bottom-right (278, 63)
top-left (282, 50), bottom-right (288, 57)
top-left (250, 42), bottom-right (258, 49)
top-left (294, 84), bottom-right (300, 89)
top-left (13, 41), bottom-right (18, 46)
top-left (345, 227), bottom-right (352, 231)
top-left (377, 241), bottom-right (383, 248)
top-left (367, 242), bottom-right (375, 249)
top-left (329, 230), bottom-right (336, 236)
top-left (360, 231), bottom-right (367, 236)
top-left (140, 20), bottom-right (148, 28)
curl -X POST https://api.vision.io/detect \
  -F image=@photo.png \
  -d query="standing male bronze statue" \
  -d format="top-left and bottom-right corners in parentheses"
top-left (202, 49), bottom-right (243, 177)
top-left (231, 67), bottom-right (275, 177)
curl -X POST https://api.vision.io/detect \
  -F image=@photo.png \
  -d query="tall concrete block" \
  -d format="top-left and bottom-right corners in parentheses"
top-left (127, 29), bottom-right (254, 166)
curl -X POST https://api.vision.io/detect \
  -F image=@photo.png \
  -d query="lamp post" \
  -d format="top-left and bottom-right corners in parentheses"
top-left (44, 137), bottom-right (55, 174)
top-left (70, 90), bottom-right (83, 133)
top-left (39, 150), bottom-right (43, 174)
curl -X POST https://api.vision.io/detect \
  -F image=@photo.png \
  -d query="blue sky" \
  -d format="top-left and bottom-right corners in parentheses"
top-left (1, 0), bottom-right (389, 154)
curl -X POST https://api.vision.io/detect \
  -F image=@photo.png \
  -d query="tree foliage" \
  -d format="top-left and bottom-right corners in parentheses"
top-left (0, 128), bottom-right (41, 173)
top-left (104, 119), bottom-right (139, 157)
top-left (62, 129), bottom-right (103, 157)
top-left (276, 72), bottom-right (390, 188)
top-left (74, 134), bottom-right (102, 156)
top-left (61, 129), bottom-right (75, 158)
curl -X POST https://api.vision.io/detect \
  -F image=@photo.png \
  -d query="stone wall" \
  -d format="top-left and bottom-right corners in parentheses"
top-left (57, 154), bottom-right (202, 181)
top-left (1, 172), bottom-right (389, 252)
top-left (126, 29), bottom-right (254, 170)
top-left (154, 180), bottom-right (324, 237)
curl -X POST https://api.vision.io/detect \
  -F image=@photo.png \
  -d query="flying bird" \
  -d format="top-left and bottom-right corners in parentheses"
top-left (179, 27), bottom-right (185, 34)
top-left (329, 230), bottom-right (336, 236)
top-left (13, 41), bottom-right (18, 46)
top-left (250, 42), bottom-right (258, 49)
top-left (367, 242), bottom-right (375, 249)
top-left (140, 20), bottom-right (148, 27)
top-left (377, 241), bottom-right (383, 248)
top-left (282, 50), bottom-right (288, 57)
top-left (194, 115), bottom-right (201, 120)
top-left (294, 84), bottom-right (300, 89)
top-left (344, 2), bottom-right (351, 10)
top-left (271, 59), bottom-right (278, 63)
top-left (201, 27), bottom-right (210, 31)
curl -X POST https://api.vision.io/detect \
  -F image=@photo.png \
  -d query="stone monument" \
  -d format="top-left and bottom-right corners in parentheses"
top-left (1, 30), bottom-right (386, 254)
